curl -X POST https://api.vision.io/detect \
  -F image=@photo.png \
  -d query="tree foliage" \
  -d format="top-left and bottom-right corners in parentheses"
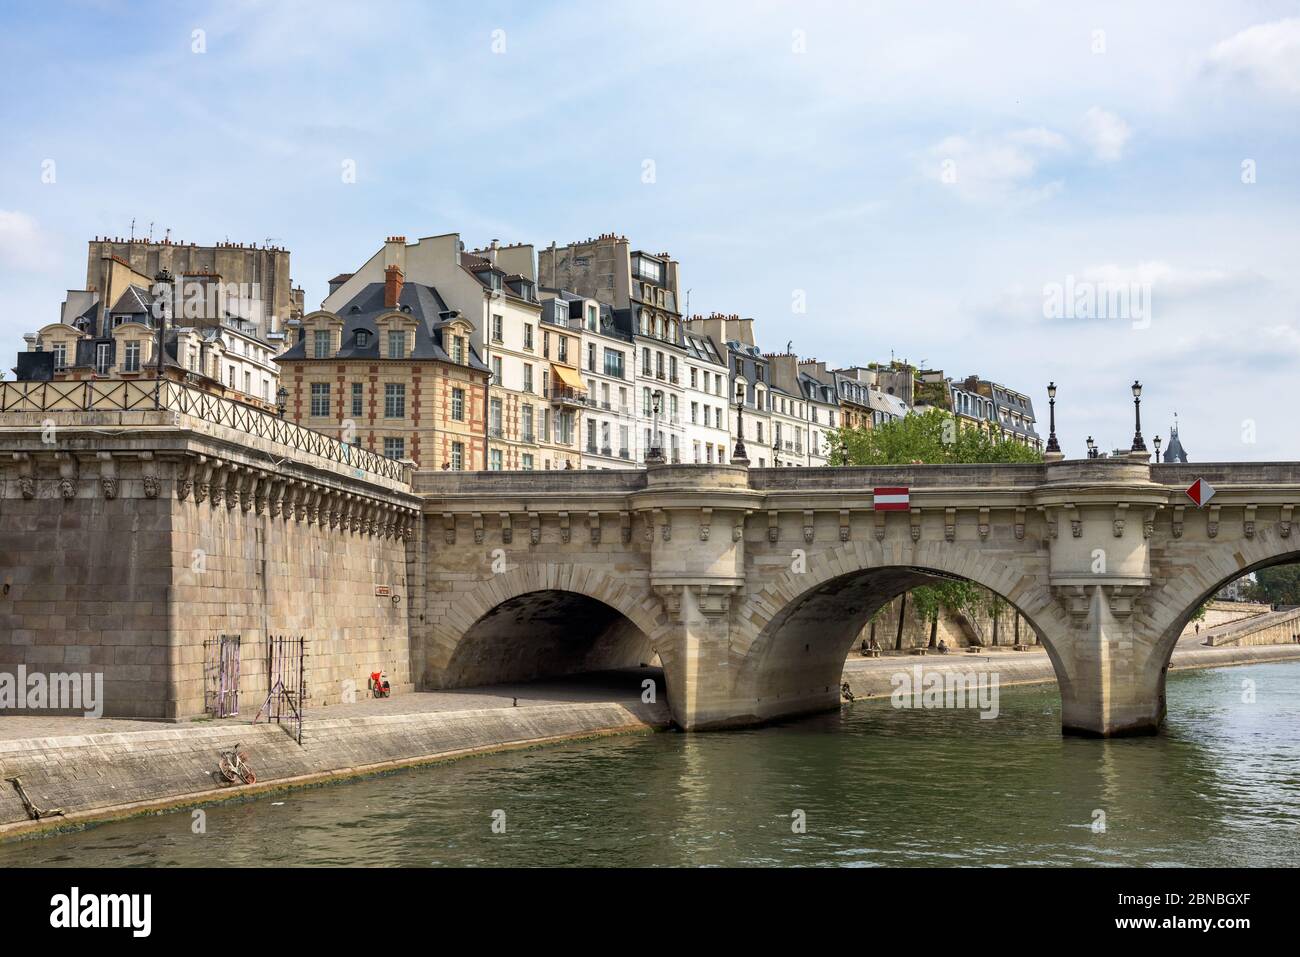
top-left (830, 407), bottom-right (1043, 631)
top-left (1245, 564), bottom-right (1300, 606)
top-left (827, 407), bottom-right (1044, 466)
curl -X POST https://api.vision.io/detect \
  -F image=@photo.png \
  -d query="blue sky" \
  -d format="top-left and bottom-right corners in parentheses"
top-left (2, 0), bottom-right (1298, 460)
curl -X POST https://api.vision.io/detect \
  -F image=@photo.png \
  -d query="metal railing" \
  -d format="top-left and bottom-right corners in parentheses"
top-left (0, 378), bottom-right (406, 481)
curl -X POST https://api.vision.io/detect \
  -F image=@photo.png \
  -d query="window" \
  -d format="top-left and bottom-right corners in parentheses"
top-left (228, 365), bottom-right (236, 388)
top-left (388, 330), bottom-right (405, 359)
top-left (356, 330), bottom-right (370, 348)
top-left (451, 387), bottom-right (465, 421)
top-left (524, 323), bottom-right (534, 350)
top-left (451, 442), bottom-right (464, 470)
top-left (492, 314), bottom-right (504, 343)
top-left (669, 394), bottom-right (678, 422)
top-left (490, 449), bottom-right (503, 471)
top-left (52, 342), bottom-right (67, 371)
top-left (491, 357), bottom-right (502, 386)
top-left (244, 370), bottom-right (251, 394)
top-left (489, 398), bottom-right (503, 437)
top-left (310, 382), bottom-right (330, 416)
top-left (690, 367), bottom-right (697, 389)
top-left (601, 349), bottom-right (623, 380)
top-left (557, 336), bottom-right (569, 363)
top-left (669, 356), bottom-right (677, 382)
top-left (123, 340), bottom-right (141, 373)
top-left (523, 364), bottom-right (533, 393)
top-left (642, 347), bottom-right (651, 374)
top-left (451, 335), bottom-right (465, 364)
top-left (521, 404), bottom-right (534, 442)
top-left (522, 453), bottom-right (534, 470)
top-left (352, 382), bottom-right (364, 417)
top-left (313, 329), bottom-right (330, 358)
top-left (587, 343), bottom-right (596, 372)
top-left (691, 402), bottom-right (699, 425)
top-left (383, 437), bottom-right (405, 460)
top-left (384, 383), bottom-right (406, 418)
top-left (635, 256), bottom-right (662, 283)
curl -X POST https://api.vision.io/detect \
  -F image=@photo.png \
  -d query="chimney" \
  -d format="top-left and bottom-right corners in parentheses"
top-left (384, 264), bottom-right (404, 309)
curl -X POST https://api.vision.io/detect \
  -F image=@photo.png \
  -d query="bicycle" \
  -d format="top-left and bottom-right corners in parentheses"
top-left (217, 743), bottom-right (257, 785)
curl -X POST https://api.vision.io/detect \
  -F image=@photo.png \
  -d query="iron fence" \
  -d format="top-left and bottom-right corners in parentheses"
top-left (0, 378), bottom-right (405, 481)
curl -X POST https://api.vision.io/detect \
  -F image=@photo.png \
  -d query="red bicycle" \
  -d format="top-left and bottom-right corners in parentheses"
top-left (217, 744), bottom-right (257, 785)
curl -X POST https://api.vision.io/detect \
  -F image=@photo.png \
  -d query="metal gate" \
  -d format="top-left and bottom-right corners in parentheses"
top-left (255, 635), bottom-right (307, 744)
top-left (204, 634), bottom-right (241, 718)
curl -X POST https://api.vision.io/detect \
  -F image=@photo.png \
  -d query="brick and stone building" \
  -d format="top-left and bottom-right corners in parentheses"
top-left (276, 267), bottom-right (488, 469)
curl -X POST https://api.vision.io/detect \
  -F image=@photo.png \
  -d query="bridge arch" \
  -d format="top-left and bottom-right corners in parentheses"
top-left (426, 564), bottom-right (674, 690)
top-left (730, 539), bottom-right (1072, 723)
top-left (1141, 525), bottom-right (1300, 694)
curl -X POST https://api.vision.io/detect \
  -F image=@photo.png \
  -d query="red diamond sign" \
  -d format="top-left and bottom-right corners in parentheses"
top-left (1185, 478), bottom-right (1216, 507)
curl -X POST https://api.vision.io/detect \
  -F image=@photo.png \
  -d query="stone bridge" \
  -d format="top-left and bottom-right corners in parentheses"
top-left (415, 459), bottom-right (1300, 736)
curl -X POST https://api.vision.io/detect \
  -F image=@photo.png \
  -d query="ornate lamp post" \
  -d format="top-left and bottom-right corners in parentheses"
top-left (1153, 434), bottom-right (1162, 462)
top-left (1129, 380), bottom-right (1147, 453)
top-left (1045, 381), bottom-right (1060, 454)
top-left (646, 389), bottom-right (664, 463)
top-left (153, 267), bottom-right (173, 379)
top-left (276, 386), bottom-right (289, 419)
top-left (731, 397), bottom-right (749, 464)
top-left (1086, 435), bottom-right (1097, 458)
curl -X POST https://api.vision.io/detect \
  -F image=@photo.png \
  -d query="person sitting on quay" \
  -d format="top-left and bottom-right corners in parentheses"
top-left (937, 639), bottom-right (949, 655)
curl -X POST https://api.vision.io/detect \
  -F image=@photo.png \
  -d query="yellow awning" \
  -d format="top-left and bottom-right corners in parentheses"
top-left (551, 364), bottom-right (586, 390)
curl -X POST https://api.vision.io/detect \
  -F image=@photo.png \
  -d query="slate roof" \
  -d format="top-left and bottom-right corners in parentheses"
top-left (275, 281), bottom-right (488, 370)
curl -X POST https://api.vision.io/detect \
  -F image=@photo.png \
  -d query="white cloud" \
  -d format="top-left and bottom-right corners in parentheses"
top-left (1080, 107), bottom-right (1131, 162)
top-left (0, 211), bottom-right (54, 271)
top-left (922, 128), bottom-right (1067, 205)
top-left (1206, 18), bottom-right (1300, 95)
top-left (1080, 261), bottom-right (1262, 297)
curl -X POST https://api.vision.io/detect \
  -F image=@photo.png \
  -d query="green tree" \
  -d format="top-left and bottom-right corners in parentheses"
top-left (827, 407), bottom-right (1043, 466)
top-left (1245, 564), bottom-right (1300, 606)
top-left (829, 407), bottom-right (1044, 644)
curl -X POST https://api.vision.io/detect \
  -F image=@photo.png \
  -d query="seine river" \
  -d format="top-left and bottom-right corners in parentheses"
top-left (5, 661), bottom-right (1299, 867)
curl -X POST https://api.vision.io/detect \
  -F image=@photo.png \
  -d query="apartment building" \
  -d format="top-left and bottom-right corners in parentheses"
top-left (539, 235), bottom-right (687, 465)
top-left (800, 360), bottom-right (874, 432)
top-left (767, 352), bottom-right (837, 467)
top-left (322, 234), bottom-right (580, 470)
top-left (17, 251), bottom-right (282, 411)
top-left (686, 313), bottom-right (775, 467)
top-left (276, 268), bottom-right (488, 469)
top-left (543, 290), bottom-right (637, 469)
top-left (682, 329), bottom-right (731, 465)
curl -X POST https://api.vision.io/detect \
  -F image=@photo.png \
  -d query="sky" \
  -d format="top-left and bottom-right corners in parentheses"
top-left (1, 0), bottom-right (1297, 461)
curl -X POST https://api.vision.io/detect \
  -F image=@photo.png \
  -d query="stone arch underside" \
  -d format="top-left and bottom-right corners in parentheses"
top-left (427, 565), bottom-right (673, 689)
top-left (730, 540), bottom-right (1068, 724)
top-left (1140, 529), bottom-right (1300, 690)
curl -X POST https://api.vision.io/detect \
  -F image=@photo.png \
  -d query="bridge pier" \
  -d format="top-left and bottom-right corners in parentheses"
top-left (1050, 585), bottom-right (1167, 737)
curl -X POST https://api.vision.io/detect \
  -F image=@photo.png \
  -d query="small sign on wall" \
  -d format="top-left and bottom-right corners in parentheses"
top-left (375, 586), bottom-right (391, 597)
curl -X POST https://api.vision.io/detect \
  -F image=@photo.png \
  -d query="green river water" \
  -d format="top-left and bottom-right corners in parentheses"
top-left (4, 661), bottom-right (1298, 867)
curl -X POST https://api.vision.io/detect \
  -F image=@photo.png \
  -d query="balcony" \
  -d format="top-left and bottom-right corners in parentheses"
top-left (586, 442), bottom-right (598, 455)
top-left (522, 431), bottom-right (535, 443)
top-left (619, 448), bottom-right (631, 459)
top-left (489, 426), bottom-right (505, 439)
top-left (601, 445), bottom-right (613, 457)
top-left (546, 385), bottom-right (587, 408)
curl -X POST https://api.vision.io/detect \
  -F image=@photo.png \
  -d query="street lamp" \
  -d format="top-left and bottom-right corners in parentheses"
top-left (732, 397), bottom-right (749, 463)
top-left (1129, 380), bottom-right (1147, 453)
top-left (1086, 435), bottom-right (1097, 458)
top-left (153, 267), bottom-right (173, 379)
top-left (276, 386), bottom-right (289, 418)
top-left (647, 389), bottom-right (664, 463)
top-left (1153, 434), bottom-right (1162, 462)
top-left (1045, 382), bottom-right (1060, 454)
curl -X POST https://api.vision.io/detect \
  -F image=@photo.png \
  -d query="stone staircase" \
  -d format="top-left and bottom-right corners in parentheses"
top-left (1203, 607), bottom-right (1300, 647)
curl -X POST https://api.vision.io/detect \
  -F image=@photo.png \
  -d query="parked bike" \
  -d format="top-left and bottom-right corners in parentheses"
top-left (217, 744), bottom-right (257, 785)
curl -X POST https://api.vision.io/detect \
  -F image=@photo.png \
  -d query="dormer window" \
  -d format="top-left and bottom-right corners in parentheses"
top-left (355, 331), bottom-right (370, 348)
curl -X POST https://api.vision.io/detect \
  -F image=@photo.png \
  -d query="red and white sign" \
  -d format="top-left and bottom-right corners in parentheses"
top-left (375, 585), bottom-right (391, 597)
top-left (1185, 478), bottom-right (1216, 508)
top-left (873, 487), bottom-right (911, 511)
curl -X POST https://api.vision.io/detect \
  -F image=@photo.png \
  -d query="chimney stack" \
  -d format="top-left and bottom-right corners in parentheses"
top-left (384, 264), bottom-right (405, 309)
